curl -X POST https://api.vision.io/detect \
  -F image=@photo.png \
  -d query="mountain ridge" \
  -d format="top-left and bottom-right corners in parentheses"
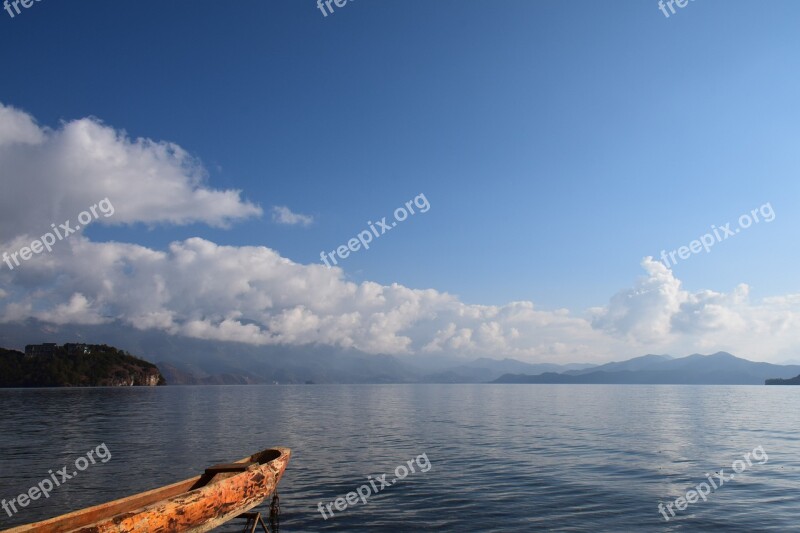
top-left (494, 352), bottom-right (800, 385)
top-left (1, 320), bottom-right (795, 385)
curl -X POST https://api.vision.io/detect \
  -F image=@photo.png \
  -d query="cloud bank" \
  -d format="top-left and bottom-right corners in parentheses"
top-left (1, 103), bottom-right (798, 363)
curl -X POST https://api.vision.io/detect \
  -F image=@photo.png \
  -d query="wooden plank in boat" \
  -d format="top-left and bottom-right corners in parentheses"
top-left (205, 462), bottom-right (258, 474)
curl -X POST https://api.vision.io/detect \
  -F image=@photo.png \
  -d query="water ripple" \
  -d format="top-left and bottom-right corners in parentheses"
top-left (0, 385), bottom-right (798, 531)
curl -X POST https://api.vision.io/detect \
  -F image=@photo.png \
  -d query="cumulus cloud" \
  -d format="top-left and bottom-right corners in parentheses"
top-left (589, 257), bottom-right (800, 360)
top-left (0, 104), bottom-right (45, 146)
top-left (0, 102), bottom-right (262, 243)
top-left (271, 206), bottom-right (314, 226)
top-left (35, 293), bottom-right (107, 325)
top-left (591, 259), bottom-right (685, 343)
top-left (2, 103), bottom-right (798, 363)
top-left (0, 236), bottom-right (621, 361)
top-left (1, 237), bottom-right (799, 362)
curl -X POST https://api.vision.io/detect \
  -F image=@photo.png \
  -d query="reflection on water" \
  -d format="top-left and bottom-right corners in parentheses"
top-left (0, 385), bottom-right (799, 531)
top-left (270, 492), bottom-right (281, 533)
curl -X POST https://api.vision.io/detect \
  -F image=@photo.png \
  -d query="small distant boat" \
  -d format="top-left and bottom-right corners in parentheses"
top-left (6, 447), bottom-right (291, 533)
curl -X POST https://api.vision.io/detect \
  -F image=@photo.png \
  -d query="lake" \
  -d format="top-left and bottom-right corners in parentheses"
top-left (0, 385), bottom-right (798, 531)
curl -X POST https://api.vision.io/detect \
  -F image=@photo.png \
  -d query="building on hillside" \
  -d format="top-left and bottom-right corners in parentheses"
top-left (64, 343), bottom-right (91, 355)
top-left (24, 343), bottom-right (94, 357)
top-left (24, 343), bottom-right (58, 357)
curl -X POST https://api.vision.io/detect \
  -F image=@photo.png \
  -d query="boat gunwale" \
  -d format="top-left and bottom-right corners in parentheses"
top-left (3, 447), bottom-right (290, 533)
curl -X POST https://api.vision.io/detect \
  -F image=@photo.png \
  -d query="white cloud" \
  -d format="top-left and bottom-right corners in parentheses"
top-left (0, 104), bottom-right (45, 146)
top-left (1, 237), bottom-right (799, 363)
top-left (590, 258), bottom-right (684, 343)
top-left (589, 257), bottom-right (800, 361)
top-left (271, 206), bottom-right (314, 226)
top-left (35, 293), bottom-right (107, 325)
top-left (0, 236), bottom-right (619, 361)
top-left (0, 102), bottom-right (262, 243)
top-left (2, 103), bottom-right (798, 364)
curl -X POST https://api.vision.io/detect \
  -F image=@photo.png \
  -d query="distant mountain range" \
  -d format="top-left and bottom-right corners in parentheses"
top-left (0, 320), bottom-right (796, 385)
top-left (0, 320), bottom-right (595, 384)
top-left (493, 352), bottom-right (800, 385)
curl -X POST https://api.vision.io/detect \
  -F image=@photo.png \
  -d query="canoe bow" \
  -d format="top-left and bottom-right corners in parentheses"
top-left (5, 447), bottom-right (291, 533)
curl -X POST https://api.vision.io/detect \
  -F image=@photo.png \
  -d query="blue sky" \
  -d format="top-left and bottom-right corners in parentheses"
top-left (1, 0), bottom-right (799, 362)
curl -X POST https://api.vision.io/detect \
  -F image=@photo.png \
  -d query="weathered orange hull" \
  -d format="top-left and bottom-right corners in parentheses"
top-left (4, 447), bottom-right (291, 533)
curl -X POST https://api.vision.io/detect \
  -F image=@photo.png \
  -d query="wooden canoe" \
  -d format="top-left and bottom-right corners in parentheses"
top-left (4, 447), bottom-right (291, 533)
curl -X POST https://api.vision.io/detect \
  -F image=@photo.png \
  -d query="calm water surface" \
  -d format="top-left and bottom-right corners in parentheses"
top-left (0, 385), bottom-right (798, 531)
